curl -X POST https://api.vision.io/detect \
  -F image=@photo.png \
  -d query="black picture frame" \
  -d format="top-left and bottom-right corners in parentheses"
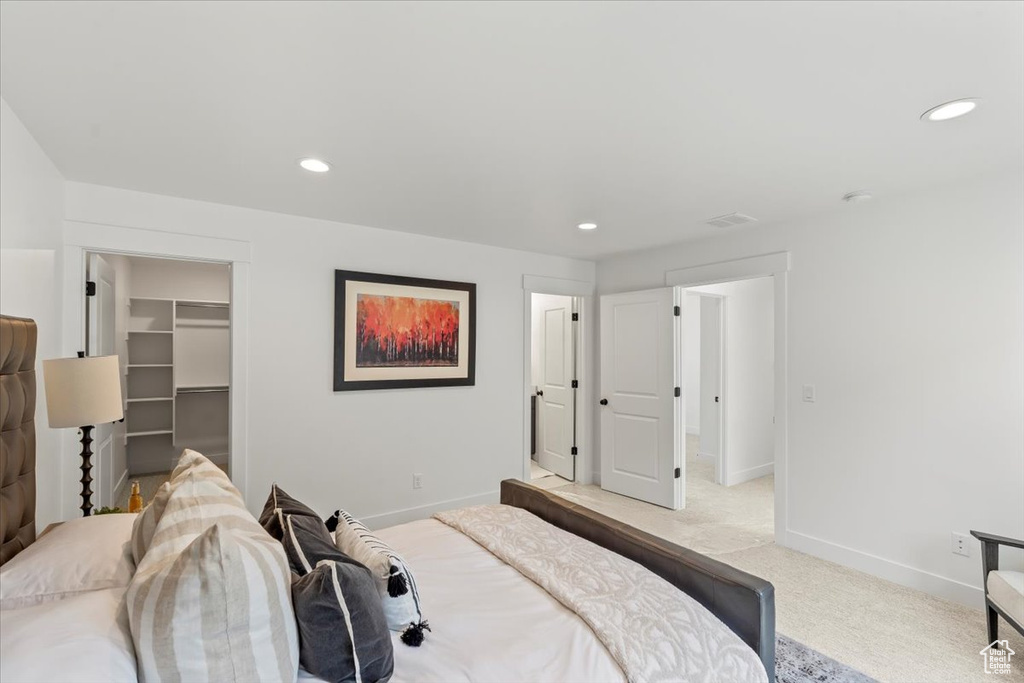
top-left (334, 270), bottom-right (476, 391)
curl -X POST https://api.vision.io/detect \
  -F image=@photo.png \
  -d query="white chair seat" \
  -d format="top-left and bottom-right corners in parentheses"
top-left (988, 570), bottom-right (1024, 625)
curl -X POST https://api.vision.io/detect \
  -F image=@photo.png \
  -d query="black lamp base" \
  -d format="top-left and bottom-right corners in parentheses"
top-left (79, 425), bottom-right (94, 517)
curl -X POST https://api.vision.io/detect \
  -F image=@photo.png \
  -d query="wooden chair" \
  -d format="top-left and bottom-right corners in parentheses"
top-left (970, 530), bottom-right (1024, 644)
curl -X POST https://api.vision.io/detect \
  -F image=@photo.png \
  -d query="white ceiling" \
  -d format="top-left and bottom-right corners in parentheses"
top-left (2, 1), bottom-right (1021, 259)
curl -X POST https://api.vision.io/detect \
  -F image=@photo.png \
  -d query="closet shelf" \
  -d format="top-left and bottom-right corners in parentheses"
top-left (127, 397), bottom-right (172, 403)
top-left (128, 330), bottom-right (173, 334)
top-left (127, 430), bottom-right (173, 438)
top-left (128, 364), bottom-right (172, 368)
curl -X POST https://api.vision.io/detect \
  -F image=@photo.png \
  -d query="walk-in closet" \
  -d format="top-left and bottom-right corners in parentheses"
top-left (85, 253), bottom-right (232, 508)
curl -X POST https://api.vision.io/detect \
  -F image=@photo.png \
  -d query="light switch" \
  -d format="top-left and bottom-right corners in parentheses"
top-left (802, 384), bottom-right (815, 402)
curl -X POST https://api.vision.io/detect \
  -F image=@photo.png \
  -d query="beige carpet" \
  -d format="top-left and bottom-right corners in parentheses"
top-left (550, 435), bottom-right (1024, 683)
top-left (530, 459), bottom-right (573, 491)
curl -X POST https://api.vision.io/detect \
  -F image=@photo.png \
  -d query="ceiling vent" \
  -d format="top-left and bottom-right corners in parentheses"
top-left (705, 212), bottom-right (758, 228)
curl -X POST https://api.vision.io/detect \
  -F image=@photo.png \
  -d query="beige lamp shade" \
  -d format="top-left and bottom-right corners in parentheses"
top-left (42, 355), bottom-right (124, 428)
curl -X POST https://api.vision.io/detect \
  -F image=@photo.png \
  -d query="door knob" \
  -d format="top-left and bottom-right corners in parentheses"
top-left (600, 398), bottom-right (608, 405)
top-left (536, 390), bottom-right (544, 396)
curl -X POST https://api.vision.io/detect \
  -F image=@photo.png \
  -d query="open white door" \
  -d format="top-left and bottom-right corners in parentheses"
top-left (599, 288), bottom-right (683, 510)
top-left (536, 296), bottom-right (575, 480)
top-left (699, 296), bottom-right (724, 483)
top-left (86, 254), bottom-right (120, 508)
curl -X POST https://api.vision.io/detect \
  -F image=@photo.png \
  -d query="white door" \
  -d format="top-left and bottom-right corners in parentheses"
top-left (536, 296), bottom-right (575, 480)
top-left (699, 296), bottom-right (724, 484)
top-left (599, 288), bottom-right (683, 509)
top-left (87, 254), bottom-right (120, 509)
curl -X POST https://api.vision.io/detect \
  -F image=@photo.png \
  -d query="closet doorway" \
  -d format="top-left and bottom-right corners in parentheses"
top-left (84, 253), bottom-right (232, 509)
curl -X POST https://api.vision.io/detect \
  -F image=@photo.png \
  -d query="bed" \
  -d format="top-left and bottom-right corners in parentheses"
top-left (0, 314), bottom-right (775, 683)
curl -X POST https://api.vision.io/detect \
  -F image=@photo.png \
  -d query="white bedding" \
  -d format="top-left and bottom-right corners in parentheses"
top-left (0, 587), bottom-right (138, 683)
top-left (301, 518), bottom-right (626, 683)
top-left (0, 515), bottom-right (765, 683)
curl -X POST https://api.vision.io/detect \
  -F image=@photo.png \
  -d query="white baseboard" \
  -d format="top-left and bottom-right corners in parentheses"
top-left (206, 452), bottom-right (229, 467)
top-left (686, 426), bottom-right (700, 436)
top-left (695, 452), bottom-right (716, 463)
top-left (113, 469), bottom-right (129, 504)
top-left (786, 529), bottom-right (983, 609)
top-left (727, 461), bottom-right (774, 486)
top-left (360, 490), bottom-right (500, 530)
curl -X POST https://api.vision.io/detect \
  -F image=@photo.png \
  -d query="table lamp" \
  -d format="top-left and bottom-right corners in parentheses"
top-left (42, 354), bottom-right (124, 516)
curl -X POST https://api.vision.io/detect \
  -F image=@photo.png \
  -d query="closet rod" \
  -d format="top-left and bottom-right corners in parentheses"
top-left (176, 302), bottom-right (229, 309)
top-left (177, 386), bottom-right (229, 394)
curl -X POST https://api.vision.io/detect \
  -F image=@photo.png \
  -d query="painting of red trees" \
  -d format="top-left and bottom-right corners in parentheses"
top-left (356, 295), bottom-right (460, 367)
top-left (335, 270), bottom-right (476, 391)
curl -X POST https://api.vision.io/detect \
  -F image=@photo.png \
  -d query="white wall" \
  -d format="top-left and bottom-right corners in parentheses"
top-left (683, 292), bottom-right (701, 434)
top-left (62, 182), bottom-right (596, 527)
top-left (0, 97), bottom-right (65, 530)
top-left (689, 278), bottom-right (774, 485)
top-left (596, 170), bottom-right (1024, 606)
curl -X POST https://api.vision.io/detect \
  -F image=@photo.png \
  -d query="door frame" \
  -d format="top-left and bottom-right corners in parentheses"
top-left (85, 253), bottom-right (122, 508)
top-left (62, 222), bottom-right (252, 520)
top-left (522, 275), bottom-right (595, 485)
top-left (666, 252), bottom-right (790, 545)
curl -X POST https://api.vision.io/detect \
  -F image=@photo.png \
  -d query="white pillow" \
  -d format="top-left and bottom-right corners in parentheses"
top-left (332, 508), bottom-right (427, 643)
top-left (0, 513), bottom-right (136, 610)
top-left (0, 587), bottom-right (138, 683)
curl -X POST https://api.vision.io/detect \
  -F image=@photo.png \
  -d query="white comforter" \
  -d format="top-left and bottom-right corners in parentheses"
top-left (2, 515), bottom-right (764, 683)
top-left (435, 506), bottom-right (768, 683)
top-left (304, 518), bottom-right (626, 683)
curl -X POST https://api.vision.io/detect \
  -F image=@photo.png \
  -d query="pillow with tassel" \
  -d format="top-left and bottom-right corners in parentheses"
top-left (327, 509), bottom-right (429, 646)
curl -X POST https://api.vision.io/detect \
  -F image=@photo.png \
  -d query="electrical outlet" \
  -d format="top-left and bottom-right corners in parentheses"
top-left (413, 473), bottom-right (423, 490)
top-left (802, 385), bottom-right (816, 402)
top-left (951, 532), bottom-right (970, 557)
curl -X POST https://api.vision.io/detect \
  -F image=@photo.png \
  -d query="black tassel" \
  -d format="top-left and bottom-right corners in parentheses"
top-left (387, 565), bottom-right (408, 597)
top-left (400, 621), bottom-right (431, 647)
top-left (324, 510), bottom-right (340, 533)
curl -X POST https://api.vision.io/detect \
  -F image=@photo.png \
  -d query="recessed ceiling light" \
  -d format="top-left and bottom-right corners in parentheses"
top-left (842, 190), bottom-right (873, 203)
top-left (577, 222), bottom-right (598, 231)
top-left (920, 98), bottom-right (978, 122)
top-left (299, 158), bottom-right (331, 173)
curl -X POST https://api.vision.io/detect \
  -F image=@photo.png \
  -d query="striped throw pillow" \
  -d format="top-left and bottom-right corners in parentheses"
top-left (130, 449), bottom-right (238, 565)
top-left (330, 509), bottom-right (428, 646)
top-left (126, 470), bottom-right (299, 682)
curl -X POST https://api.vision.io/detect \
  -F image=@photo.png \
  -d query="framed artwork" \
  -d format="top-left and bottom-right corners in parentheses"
top-left (334, 270), bottom-right (476, 391)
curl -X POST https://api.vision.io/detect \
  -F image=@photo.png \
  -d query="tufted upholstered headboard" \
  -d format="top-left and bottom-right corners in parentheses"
top-left (0, 315), bottom-right (38, 567)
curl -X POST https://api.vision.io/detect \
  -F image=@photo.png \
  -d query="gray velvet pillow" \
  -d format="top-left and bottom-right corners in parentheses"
top-left (292, 560), bottom-right (394, 683)
top-left (259, 484), bottom-right (322, 541)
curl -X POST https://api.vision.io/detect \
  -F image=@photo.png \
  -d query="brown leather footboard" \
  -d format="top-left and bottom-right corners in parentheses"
top-left (500, 479), bottom-right (775, 680)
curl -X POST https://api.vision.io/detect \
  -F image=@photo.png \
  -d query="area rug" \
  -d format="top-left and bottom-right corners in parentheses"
top-left (777, 634), bottom-right (878, 683)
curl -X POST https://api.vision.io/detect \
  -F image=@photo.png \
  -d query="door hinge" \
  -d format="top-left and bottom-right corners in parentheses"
top-left (571, 312), bottom-right (579, 322)
top-left (674, 386), bottom-right (681, 397)
top-left (85, 281), bottom-right (97, 297)
top-left (673, 305), bottom-right (681, 316)
top-left (571, 446), bottom-right (578, 456)
top-left (571, 379), bottom-right (579, 389)
top-left (674, 467), bottom-right (681, 478)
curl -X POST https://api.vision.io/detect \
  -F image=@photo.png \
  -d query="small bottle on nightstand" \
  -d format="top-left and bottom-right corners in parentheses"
top-left (128, 481), bottom-right (143, 513)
